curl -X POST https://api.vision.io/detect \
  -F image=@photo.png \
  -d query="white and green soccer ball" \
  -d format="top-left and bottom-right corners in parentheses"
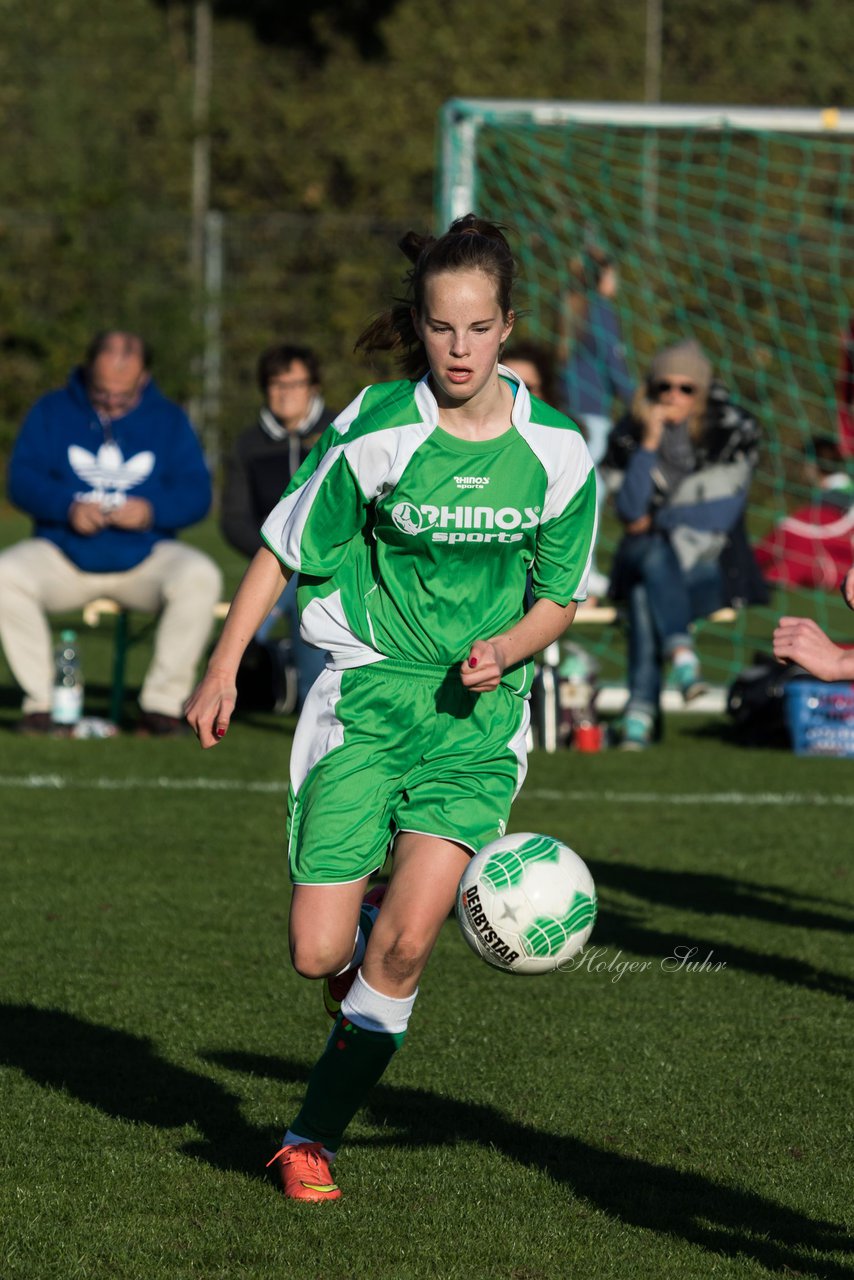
top-left (456, 832), bottom-right (597, 975)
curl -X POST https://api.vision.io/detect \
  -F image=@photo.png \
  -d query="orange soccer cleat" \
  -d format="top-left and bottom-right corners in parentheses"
top-left (266, 1142), bottom-right (342, 1201)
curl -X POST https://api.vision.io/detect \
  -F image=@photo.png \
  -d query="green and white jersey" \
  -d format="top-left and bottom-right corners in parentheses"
top-left (261, 366), bottom-right (596, 673)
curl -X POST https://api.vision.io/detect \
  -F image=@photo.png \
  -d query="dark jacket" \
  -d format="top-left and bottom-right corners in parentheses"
top-left (7, 367), bottom-right (212, 573)
top-left (603, 382), bottom-right (768, 607)
top-left (220, 400), bottom-right (336, 558)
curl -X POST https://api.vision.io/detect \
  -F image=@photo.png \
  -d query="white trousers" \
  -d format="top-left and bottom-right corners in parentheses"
top-left (0, 538), bottom-right (223, 716)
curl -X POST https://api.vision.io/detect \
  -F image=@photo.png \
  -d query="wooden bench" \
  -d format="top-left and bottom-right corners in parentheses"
top-left (571, 602), bottom-right (737, 627)
top-left (82, 597), bottom-right (230, 723)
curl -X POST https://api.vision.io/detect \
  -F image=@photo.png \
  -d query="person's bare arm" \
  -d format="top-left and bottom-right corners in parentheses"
top-left (460, 597), bottom-right (579, 692)
top-left (185, 547), bottom-right (291, 747)
top-left (773, 615), bottom-right (854, 682)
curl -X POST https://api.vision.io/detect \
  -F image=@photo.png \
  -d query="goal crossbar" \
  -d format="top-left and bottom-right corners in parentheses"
top-left (438, 98), bottom-right (854, 226)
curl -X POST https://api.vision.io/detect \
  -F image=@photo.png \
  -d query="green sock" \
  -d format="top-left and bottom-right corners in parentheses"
top-left (291, 1014), bottom-right (406, 1151)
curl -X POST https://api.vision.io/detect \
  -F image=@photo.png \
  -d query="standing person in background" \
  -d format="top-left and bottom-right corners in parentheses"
top-left (603, 339), bottom-right (761, 751)
top-left (0, 330), bottom-right (221, 736)
top-left (186, 214), bottom-right (597, 1202)
top-left (220, 343), bottom-right (336, 708)
top-left (559, 248), bottom-right (635, 597)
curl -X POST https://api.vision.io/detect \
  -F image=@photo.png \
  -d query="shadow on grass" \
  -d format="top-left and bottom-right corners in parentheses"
top-left (1, 1004), bottom-right (850, 1277)
top-left (589, 904), bottom-right (854, 1002)
top-left (208, 1050), bottom-right (854, 1280)
top-left (0, 1003), bottom-right (272, 1174)
top-left (582, 855), bottom-right (854, 1002)
top-left (590, 860), bottom-right (854, 934)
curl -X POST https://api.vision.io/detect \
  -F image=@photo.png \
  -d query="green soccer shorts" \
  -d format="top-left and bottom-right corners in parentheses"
top-left (286, 659), bottom-right (531, 885)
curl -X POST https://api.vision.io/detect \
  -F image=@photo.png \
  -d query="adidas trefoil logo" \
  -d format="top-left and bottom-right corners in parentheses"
top-left (69, 442), bottom-right (155, 510)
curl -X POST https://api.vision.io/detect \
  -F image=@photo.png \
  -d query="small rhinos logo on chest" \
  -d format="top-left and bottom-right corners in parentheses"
top-left (390, 501), bottom-right (540, 544)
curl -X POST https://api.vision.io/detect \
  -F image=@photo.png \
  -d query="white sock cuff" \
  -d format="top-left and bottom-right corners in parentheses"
top-left (283, 1129), bottom-right (336, 1160)
top-left (333, 925), bottom-right (366, 978)
top-left (340, 970), bottom-right (417, 1034)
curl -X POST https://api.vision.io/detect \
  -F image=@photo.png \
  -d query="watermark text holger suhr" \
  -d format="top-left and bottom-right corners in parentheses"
top-left (559, 945), bottom-right (727, 982)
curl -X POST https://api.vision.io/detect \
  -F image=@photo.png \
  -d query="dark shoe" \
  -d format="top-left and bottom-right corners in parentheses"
top-left (17, 712), bottom-right (63, 737)
top-left (135, 709), bottom-right (189, 738)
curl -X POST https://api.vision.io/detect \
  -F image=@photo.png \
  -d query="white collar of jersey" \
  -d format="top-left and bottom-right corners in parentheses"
top-left (415, 364), bottom-right (530, 428)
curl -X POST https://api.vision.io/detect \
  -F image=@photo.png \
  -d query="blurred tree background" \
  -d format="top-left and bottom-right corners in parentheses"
top-left (0, 0), bottom-right (850, 479)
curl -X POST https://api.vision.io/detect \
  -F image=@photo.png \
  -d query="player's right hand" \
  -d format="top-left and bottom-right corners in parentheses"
top-left (184, 666), bottom-right (237, 748)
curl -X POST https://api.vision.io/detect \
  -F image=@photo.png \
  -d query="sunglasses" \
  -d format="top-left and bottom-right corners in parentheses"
top-left (653, 380), bottom-right (697, 396)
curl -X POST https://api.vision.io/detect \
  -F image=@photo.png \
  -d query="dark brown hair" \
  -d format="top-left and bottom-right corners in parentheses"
top-left (85, 330), bottom-right (152, 372)
top-left (502, 340), bottom-right (557, 404)
top-left (257, 343), bottom-right (321, 393)
top-left (355, 213), bottom-right (516, 381)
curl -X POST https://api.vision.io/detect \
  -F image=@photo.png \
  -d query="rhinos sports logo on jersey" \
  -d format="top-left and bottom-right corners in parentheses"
top-left (391, 502), bottom-right (434, 536)
top-left (390, 501), bottom-right (540, 545)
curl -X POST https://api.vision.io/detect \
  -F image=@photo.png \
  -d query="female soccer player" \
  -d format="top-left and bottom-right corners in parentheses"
top-left (185, 215), bottom-right (598, 1200)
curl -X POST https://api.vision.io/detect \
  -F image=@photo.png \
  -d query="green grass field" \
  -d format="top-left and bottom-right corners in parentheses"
top-left (1, 513), bottom-right (852, 1280)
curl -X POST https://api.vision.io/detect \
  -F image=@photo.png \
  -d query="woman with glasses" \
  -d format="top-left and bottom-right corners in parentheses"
top-left (602, 340), bottom-right (760, 750)
top-left (220, 344), bottom-right (338, 708)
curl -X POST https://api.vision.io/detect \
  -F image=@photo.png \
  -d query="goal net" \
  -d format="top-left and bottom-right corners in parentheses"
top-left (437, 99), bottom-right (854, 699)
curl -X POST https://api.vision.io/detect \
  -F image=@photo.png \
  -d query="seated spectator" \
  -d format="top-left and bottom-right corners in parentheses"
top-left (755, 435), bottom-right (854, 592)
top-left (220, 343), bottom-right (336, 708)
top-left (503, 341), bottom-right (558, 405)
top-left (602, 339), bottom-right (761, 750)
top-left (0, 330), bottom-right (222, 735)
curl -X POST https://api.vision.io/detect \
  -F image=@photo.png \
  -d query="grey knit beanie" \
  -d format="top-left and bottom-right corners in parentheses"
top-left (648, 339), bottom-right (712, 393)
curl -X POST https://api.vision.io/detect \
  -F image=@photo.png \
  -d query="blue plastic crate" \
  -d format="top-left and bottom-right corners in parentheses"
top-left (784, 680), bottom-right (854, 757)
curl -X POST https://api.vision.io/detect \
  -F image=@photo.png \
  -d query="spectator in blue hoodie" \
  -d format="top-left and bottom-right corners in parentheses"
top-left (0, 330), bottom-right (222, 735)
top-left (602, 339), bottom-right (760, 750)
top-left (559, 250), bottom-right (635, 597)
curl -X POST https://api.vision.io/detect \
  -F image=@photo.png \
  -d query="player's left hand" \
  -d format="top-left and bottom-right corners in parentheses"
top-left (773, 615), bottom-right (846, 681)
top-left (461, 639), bottom-right (506, 692)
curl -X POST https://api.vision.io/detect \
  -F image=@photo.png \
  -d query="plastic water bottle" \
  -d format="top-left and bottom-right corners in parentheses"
top-left (51, 629), bottom-right (84, 728)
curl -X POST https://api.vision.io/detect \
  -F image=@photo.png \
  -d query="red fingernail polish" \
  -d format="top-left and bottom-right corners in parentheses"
top-left (215, 727), bottom-right (226, 739)
top-left (469, 656), bottom-right (478, 668)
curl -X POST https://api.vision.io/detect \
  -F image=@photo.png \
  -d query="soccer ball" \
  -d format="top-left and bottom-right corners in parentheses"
top-left (456, 832), bottom-right (597, 975)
